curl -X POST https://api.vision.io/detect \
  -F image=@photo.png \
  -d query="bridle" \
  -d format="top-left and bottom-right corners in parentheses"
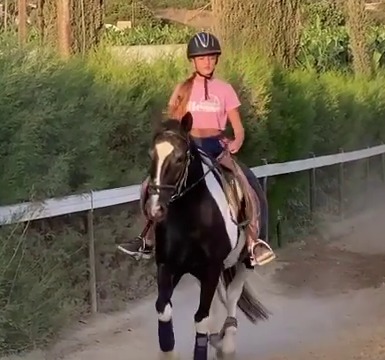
top-left (147, 130), bottom-right (215, 204)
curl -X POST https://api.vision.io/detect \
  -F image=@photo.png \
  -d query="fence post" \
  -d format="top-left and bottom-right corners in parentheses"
top-left (381, 147), bottom-right (385, 183)
top-left (276, 209), bottom-right (282, 248)
top-left (261, 158), bottom-right (269, 242)
top-left (365, 146), bottom-right (370, 197)
top-left (88, 191), bottom-right (98, 313)
top-left (308, 152), bottom-right (316, 218)
top-left (338, 148), bottom-right (345, 218)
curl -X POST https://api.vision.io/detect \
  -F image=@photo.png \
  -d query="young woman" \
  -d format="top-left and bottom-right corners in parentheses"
top-left (117, 31), bottom-right (276, 266)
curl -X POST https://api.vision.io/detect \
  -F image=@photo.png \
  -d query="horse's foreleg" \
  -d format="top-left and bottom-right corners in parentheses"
top-left (193, 266), bottom-right (221, 360)
top-left (220, 263), bottom-right (249, 356)
top-left (156, 264), bottom-right (180, 359)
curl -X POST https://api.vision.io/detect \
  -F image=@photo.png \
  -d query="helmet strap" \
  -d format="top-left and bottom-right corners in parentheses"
top-left (194, 71), bottom-right (213, 100)
top-left (192, 57), bottom-right (217, 100)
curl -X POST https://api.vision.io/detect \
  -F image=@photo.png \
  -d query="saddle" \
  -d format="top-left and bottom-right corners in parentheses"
top-left (202, 150), bottom-right (251, 227)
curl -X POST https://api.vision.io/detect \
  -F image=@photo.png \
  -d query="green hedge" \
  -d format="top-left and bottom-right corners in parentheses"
top-left (2, 47), bottom-right (384, 204)
top-left (1, 44), bottom-right (385, 355)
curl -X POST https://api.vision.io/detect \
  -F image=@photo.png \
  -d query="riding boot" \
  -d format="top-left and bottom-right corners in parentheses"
top-left (117, 220), bottom-right (155, 259)
top-left (117, 176), bottom-right (155, 259)
top-left (217, 151), bottom-right (276, 266)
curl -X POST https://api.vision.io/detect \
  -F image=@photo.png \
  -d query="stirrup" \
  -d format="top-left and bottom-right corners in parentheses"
top-left (249, 239), bottom-right (276, 267)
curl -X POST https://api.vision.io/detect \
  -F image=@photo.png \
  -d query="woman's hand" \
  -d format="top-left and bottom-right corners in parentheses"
top-left (228, 139), bottom-right (242, 154)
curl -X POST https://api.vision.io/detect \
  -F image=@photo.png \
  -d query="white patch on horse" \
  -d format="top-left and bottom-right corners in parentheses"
top-left (200, 154), bottom-right (243, 259)
top-left (158, 303), bottom-right (172, 322)
top-left (195, 316), bottom-right (210, 334)
top-left (150, 141), bottom-right (174, 216)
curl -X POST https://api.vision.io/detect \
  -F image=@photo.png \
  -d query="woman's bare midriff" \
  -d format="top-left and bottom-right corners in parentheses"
top-left (190, 128), bottom-right (222, 138)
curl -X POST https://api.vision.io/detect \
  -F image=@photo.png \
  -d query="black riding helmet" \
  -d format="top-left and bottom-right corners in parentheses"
top-left (186, 32), bottom-right (222, 100)
top-left (187, 31), bottom-right (222, 59)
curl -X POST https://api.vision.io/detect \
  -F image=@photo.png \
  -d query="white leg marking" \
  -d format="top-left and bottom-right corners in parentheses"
top-left (150, 141), bottom-right (174, 216)
top-left (158, 303), bottom-right (172, 322)
top-left (159, 350), bottom-right (179, 360)
top-left (208, 289), bottom-right (225, 334)
top-left (226, 264), bottom-right (248, 317)
top-left (195, 316), bottom-right (210, 334)
top-left (222, 263), bottom-right (248, 355)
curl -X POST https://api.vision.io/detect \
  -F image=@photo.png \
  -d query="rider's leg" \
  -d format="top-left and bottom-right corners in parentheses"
top-left (117, 220), bottom-right (155, 259)
top-left (217, 152), bottom-right (275, 266)
top-left (117, 177), bottom-right (155, 259)
top-left (236, 161), bottom-right (275, 266)
top-left (237, 162), bottom-right (268, 241)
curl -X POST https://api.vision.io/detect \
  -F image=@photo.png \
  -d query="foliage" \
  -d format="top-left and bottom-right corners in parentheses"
top-left (297, 23), bottom-right (385, 71)
top-left (1, 19), bottom-right (385, 353)
top-left (0, 223), bottom-right (88, 353)
top-left (105, 0), bottom-right (160, 25)
top-left (143, 0), bottom-right (208, 9)
top-left (102, 24), bottom-right (195, 46)
top-left (302, 0), bottom-right (345, 28)
top-left (98, 21), bottom-right (385, 72)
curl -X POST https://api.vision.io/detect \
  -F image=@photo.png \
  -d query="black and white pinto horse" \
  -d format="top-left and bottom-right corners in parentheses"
top-left (145, 112), bottom-right (270, 360)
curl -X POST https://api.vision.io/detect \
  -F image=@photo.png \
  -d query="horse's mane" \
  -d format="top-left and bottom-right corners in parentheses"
top-left (152, 118), bottom-right (191, 143)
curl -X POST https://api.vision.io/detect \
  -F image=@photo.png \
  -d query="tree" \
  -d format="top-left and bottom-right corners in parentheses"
top-left (211, 0), bottom-right (302, 68)
top-left (344, 0), bottom-right (373, 76)
top-left (37, 0), bottom-right (104, 55)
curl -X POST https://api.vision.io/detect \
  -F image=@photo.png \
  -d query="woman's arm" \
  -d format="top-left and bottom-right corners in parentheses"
top-left (168, 83), bottom-right (182, 109)
top-left (227, 108), bottom-right (245, 154)
top-left (225, 84), bottom-right (244, 154)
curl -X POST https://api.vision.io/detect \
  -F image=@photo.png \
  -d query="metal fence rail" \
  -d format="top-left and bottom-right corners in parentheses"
top-left (1, 144), bottom-right (385, 313)
top-left (1, 144), bottom-right (385, 225)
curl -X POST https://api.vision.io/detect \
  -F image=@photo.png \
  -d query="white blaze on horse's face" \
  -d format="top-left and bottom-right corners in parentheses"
top-left (150, 140), bottom-right (175, 218)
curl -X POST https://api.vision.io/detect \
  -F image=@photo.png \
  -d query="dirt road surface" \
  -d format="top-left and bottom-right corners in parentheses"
top-left (7, 202), bottom-right (385, 360)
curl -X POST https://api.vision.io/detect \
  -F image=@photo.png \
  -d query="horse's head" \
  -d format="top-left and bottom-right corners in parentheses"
top-left (146, 112), bottom-right (193, 221)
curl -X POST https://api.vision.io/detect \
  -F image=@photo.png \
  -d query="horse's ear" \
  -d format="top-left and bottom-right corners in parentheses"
top-left (180, 112), bottom-right (193, 134)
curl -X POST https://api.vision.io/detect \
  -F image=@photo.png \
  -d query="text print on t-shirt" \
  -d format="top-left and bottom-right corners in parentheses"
top-left (187, 94), bottom-right (221, 113)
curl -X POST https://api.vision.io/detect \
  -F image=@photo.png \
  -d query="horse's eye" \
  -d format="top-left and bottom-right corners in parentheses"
top-left (148, 149), bottom-right (154, 158)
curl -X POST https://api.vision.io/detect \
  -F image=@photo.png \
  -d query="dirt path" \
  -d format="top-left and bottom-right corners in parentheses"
top-left (6, 203), bottom-right (385, 360)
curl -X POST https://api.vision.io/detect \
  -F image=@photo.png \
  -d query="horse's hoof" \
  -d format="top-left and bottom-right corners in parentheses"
top-left (159, 350), bottom-right (180, 360)
top-left (209, 333), bottom-right (222, 350)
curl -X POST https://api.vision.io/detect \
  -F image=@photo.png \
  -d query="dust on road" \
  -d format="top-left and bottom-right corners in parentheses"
top-left (5, 204), bottom-right (385, 360)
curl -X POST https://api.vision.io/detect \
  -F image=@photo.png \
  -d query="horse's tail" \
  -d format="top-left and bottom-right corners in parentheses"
top-left (219, 265), bottom-right (271, 324)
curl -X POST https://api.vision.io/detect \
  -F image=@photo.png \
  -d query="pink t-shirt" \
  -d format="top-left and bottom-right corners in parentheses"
top-left (172, 77), bottom-right (241, 130)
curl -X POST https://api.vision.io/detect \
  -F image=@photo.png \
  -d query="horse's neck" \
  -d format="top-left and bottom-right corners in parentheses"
top-left (185, 142), bottom-right (205, 188)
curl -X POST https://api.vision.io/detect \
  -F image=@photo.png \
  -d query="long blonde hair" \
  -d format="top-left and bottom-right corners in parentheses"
top-left (167, 72), bottom-right (197, 120)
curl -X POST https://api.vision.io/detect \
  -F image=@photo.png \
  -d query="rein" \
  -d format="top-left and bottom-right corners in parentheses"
top-left (169, 159), bottom-right (215, 203)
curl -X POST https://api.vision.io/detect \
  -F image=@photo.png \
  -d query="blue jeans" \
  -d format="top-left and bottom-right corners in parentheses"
top-left (192, 135), bottom-right (224, 159)
top-left (192, 136), bottom-right (269, 242)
